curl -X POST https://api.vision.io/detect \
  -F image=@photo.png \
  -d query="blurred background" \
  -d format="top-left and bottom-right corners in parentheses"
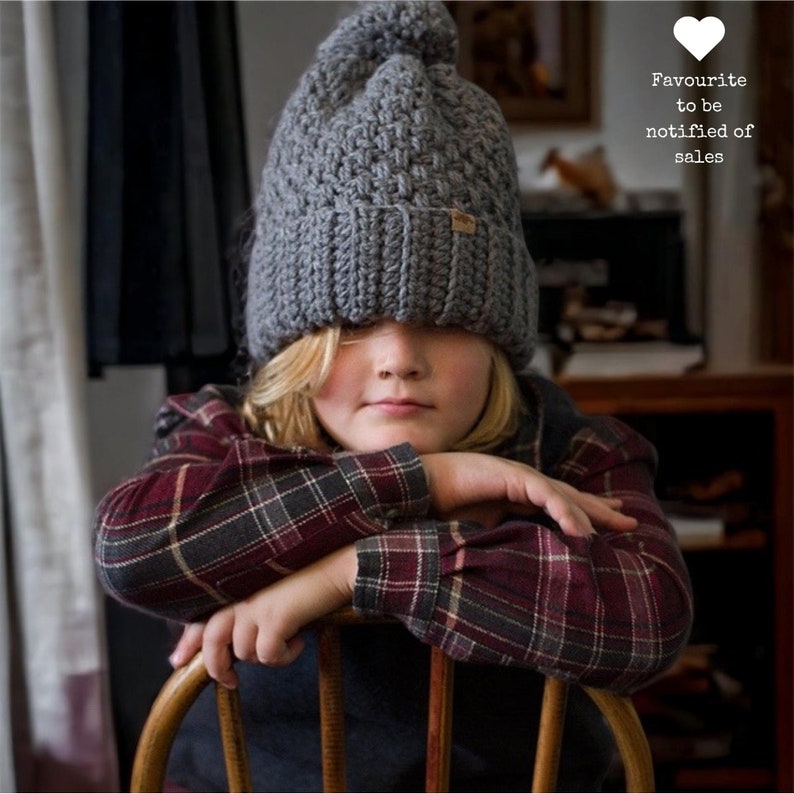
top-left (1, 1), bottom-right (791, 791)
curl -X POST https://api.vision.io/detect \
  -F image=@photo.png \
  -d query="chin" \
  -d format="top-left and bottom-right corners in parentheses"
top-left (352, 431), bottom-right (444, 454)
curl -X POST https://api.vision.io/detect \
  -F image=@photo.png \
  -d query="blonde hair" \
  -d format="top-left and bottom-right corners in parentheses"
top-left (241, 326), bottom-right (522, 452)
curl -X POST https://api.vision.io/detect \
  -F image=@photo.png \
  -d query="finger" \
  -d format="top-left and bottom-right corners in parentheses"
top-left (600, 510), bottom-right (638, 532)
top-left (231, 620), bottom-right (260, 664)
top-left (539, 488), bottom-right (594, 537)
top-left (204, 643), bottom-right (239, 690)
top-left (520, 476), bottom-right (593, 537)
top-left (203, 613), bottom-right (239, 689)
top-left (553, 480), bottom-right (603, 504)
top-left (170, 622), bottom-right (205, 668)
top-left (575, 494), bottom-right (638, 532)
top-left (553, 483), bottom-right (638, 532)
top-left (205, 644), bottom-right (239, 690)
top-left (282, 634), bottom-right (307, 665)
top-left (556, 503), bottom-right (595, 537)
top-left (256, 632), bottom-right (306, 667)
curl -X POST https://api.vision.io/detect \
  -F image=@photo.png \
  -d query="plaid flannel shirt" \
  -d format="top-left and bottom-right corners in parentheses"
top-left (94, 375), bottom-right (692, 693)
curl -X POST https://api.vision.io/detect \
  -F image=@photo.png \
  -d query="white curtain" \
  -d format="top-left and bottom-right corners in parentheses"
top-left (0, 2), bottom-right (118, 791)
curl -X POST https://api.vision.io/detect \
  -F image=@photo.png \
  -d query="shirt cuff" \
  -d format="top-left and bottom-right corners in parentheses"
top-left (353, 522), bottom-right (440, 637)
top-left (336, 442), bottom-right (430, 522)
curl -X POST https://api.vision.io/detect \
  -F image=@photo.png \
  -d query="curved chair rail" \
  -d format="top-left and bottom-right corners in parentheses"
top-left (131, 620), bottom-right (654, 793)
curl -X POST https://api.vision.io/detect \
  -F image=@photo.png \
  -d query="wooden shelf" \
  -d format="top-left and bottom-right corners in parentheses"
top-left (559, 367), bottom-right (793, 792)
top-left (558, 365), bottom-right (793, 415)
top-left (673, 765), bottom-right (774, 792)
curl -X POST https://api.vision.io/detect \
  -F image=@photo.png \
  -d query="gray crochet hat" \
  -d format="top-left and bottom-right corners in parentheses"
top-left (246, 0), bottom-right (537, 369)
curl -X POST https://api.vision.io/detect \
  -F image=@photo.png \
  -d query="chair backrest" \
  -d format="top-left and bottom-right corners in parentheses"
top-left (130, 611), bottom-right (655, 793)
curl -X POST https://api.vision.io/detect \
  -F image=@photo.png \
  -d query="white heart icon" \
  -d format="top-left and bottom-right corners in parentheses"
top-left (674, 16), bottom-right (725, 61)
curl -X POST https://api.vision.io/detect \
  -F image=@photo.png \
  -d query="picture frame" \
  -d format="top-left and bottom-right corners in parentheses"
top-left (445, 1), bottom-right (598, 126)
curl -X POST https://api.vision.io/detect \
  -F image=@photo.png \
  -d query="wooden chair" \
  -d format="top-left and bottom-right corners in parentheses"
top-left (130, 610), bottom-right (654, 793)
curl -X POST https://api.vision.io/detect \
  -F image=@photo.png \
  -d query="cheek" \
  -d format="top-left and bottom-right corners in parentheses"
top-left (312, 363), bottom-right (349, 431)
top-left (312, 348), bottom-right (369, 442)
top-left (313, 346), bottom-right (357, 404)
top-left (441, 354), bottom-right (492, 422)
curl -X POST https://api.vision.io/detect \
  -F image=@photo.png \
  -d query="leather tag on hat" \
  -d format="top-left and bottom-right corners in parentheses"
top-left (450, 208), bottom-right (476, 235)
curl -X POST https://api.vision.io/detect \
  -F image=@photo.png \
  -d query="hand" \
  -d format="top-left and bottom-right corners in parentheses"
top-left (169, 621), bottom-right (206, 669)
top-left (421, 452), bottom-right (637, 537)
top-left (170, 545), bottom-right (357, 689)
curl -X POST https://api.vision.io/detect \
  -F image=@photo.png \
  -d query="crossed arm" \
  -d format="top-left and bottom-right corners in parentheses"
top-left (170, 452), bottom-right (639, 689)
top-left (95, 386), bottom-right (692, 695)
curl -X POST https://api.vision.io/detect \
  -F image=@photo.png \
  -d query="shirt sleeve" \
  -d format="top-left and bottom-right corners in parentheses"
top-left (93, 387), bottom-right (430, 621)
top-left (353, 417), bottom-right (694, 694)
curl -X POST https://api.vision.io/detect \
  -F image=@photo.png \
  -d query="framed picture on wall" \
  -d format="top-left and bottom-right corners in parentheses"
top-left (445, 1), bottom-right (598, 126)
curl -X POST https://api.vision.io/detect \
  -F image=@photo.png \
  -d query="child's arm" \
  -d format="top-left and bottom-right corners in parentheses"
top-left (93, 386), bottom-right (429, 622)
top-left (354, 419), bottom-right (694, 695)
top-left (94, 386), bottom-right (632, 623)
top-left (174, 545), bottom-right (357, 690)
top-left (169, 467), bottom-right (635, 683)
top-left (421, 452), bottom-right (637, 534)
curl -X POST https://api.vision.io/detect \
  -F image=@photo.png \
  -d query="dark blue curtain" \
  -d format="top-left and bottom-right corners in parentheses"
top-left (85, 4), bottom-right (251, 785)
top-left (86, 0), bottom-right (251, 391)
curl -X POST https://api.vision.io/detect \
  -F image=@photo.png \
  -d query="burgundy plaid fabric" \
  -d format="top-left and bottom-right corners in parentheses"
top-left (355, 418), bottom-right (693, 693)
top-left (94, 377), bottom-right (692, 693)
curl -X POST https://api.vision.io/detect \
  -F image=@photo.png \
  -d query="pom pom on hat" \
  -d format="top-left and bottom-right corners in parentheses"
top-left (246, 1), bottom-right (537, 370)
top-left (317, 1), bottom-right (458, 66)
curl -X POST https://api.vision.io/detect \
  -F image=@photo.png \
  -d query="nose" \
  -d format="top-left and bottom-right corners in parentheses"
top-left (375, 323), bottom-right (430, 380)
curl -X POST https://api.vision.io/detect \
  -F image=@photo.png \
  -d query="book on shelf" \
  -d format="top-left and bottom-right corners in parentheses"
top-left (559, 340), bottom-right (705, 378)
top-left (666, 513), bottom-right (725, 548)
top-left (659, 499), bottom-right (726, 547)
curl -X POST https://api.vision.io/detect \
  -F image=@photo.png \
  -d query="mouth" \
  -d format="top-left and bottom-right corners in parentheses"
top-left (367, 398), bottom-right (433, 417)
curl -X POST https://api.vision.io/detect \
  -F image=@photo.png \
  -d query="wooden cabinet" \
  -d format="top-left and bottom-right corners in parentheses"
top-left (522, 210), bottom-right (690, 342)
top-left (560, 368), bottom-right (793, 791)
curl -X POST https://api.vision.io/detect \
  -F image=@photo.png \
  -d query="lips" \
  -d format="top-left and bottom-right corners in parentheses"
top-left (367, 398), bottom-right (433, 417)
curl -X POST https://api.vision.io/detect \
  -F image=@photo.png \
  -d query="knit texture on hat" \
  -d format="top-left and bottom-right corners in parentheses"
top-left (246, 1), bottom-right (537, 368)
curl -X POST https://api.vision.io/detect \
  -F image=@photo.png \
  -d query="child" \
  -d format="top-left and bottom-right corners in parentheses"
top-left (94, 3), bottom-right (693, 791)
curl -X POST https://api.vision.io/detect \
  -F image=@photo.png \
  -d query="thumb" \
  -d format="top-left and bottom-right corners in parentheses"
top-left (170, 622), bottom-right (205, 668)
